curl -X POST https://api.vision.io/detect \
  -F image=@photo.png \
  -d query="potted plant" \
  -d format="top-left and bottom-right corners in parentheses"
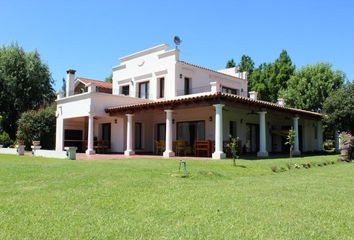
top-left (32, 133), bottom-right (41, 146)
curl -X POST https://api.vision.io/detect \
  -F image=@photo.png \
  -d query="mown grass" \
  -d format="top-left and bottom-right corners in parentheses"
top-left (0, 154), bottom-right (353, 239)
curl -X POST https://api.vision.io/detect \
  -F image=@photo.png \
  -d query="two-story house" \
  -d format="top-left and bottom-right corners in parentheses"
top-left (55, 44), bottom-right (323, 159)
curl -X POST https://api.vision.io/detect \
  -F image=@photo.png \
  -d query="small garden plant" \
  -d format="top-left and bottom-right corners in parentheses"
top-left (285, 127), bottom-right (295, 158)
top-left (226, 135), bottom-right (240, 166)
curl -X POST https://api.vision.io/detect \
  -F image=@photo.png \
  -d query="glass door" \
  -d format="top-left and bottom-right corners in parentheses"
top-left (177, 121), bottom-right (205, 146)
top-left (246, 124), bottom-right (259, 153)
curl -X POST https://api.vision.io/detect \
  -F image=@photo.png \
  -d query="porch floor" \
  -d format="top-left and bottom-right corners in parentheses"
top-left (76, 153), bottom-right (212, 161)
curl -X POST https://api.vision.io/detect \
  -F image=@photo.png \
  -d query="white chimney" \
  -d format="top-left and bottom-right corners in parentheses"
top-left (249, 91), bottom-right (258, 100)
top-left (66, 69), bottom-right (76, 96)
top-left (277, 98), bottom-right (285, 107)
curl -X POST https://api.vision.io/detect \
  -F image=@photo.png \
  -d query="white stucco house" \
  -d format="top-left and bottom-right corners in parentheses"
top-left (55, 44), bottom-right (324, 159)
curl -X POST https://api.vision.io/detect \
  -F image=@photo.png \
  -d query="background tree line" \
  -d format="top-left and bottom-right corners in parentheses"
top-left (226, 51), bottom-right (353, 132)
top-left (0, 44), bottom-right (55, 148)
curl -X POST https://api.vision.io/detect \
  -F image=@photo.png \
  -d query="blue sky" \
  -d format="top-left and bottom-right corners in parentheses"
top-left (1, 0), bottom-right (353, 90)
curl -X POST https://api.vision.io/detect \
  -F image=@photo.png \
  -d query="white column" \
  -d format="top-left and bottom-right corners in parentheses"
top-left (293, 116), bottom-right (301, 156)
top-left (163, 109), bottom-right (175, 158)
top-left (335, 130), bottom-right (340, 152)
top-left (317, 121), bottom-right (323, 151)
top-left (212, 104), bottom-right (226, 159)
top-left (124, 114), bottom-right (135, 156)
top-left (55, 116), bottom-right (64, 151)
top-left (257, 111), bottom-right (268, 157)
top-left (85, 115), bottom-right (95, 155)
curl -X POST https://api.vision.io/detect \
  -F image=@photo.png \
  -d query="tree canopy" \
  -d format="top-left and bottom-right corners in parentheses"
top-left (0, 44), bottom-right (54, 139)
top-left (248, 50), bottom-right (294, 102)
top-left (105, 74), bottom-right (113, 83)
top-left (225, 59), bottom-right (236, 68)
top-left (238, 55), bottom-right (254, 75)
top-left (281, 63), bottom-right (345, 112)
top-left (323, 82), bottom-right (354, 133)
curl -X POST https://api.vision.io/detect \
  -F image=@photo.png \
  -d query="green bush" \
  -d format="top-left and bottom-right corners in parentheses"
top-left (16, 105), bottom-right (56, 150)
top-left (0, 132), bottom-right (13, 147)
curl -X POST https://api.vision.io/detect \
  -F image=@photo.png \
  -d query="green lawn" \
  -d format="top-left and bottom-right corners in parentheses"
top-left (0, 154), bottom-right (353, 239)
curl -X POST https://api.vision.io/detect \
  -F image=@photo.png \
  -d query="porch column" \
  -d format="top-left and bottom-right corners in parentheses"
top-left (317, 121), bottom-right (323, 151)
top-left (293, 116), bottom-right (301, 156)
top-left (212, 104), bottom-right (226, 159)
top-left (124, 114), bottom-right (135, 156)
top-left (55, 116), bottom-right (64, 151)
top-left (257, 111), bottom-right (268, 157)
top-left (335, 130), bottom-right (340, 152)
top-left (86, 115), bottom-right (95, 155)
top-left (163, 109), bottom-right (175, 158)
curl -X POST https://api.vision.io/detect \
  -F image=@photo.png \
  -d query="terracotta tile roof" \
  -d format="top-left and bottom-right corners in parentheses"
top-left (77, 77), bottom-right (112, 89)
top-left (105, 92), bottom-right (322, 118)
top-left (179, 61), bottom-right (245, 80)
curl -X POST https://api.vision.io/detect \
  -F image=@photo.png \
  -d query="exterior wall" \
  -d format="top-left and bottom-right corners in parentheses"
top-left (176, 63), bottom-right (248, 97)
top-left (113, 44), bottom-right (179, 100)
top-left (94, 117), bottom-right (124, 152)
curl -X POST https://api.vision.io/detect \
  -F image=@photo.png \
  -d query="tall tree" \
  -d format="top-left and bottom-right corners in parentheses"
top-left (0, 44), bottom-right (54, 139)
top-left (323, 82), bottom-right (354, 133)
top-left (248, 63), bottom-right (271, 100)
top-left (281, 63), bottom-right (345, 112)
top-left (248, 50), bottom-right (294, 102)
top-left (238, 54), bottom-right (254, 75)
top-left (225, 59), bottom-right (236, 68)
top-left (268, 50), bottom-right (295, 101)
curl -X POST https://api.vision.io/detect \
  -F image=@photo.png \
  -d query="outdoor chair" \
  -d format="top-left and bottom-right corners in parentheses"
top-left (194, 140), bottom-right (211, 157)
top-left (155, 140), bottom-right (165, 155)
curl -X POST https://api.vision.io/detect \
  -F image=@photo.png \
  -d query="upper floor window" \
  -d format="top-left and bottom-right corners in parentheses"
top-left (159, 77), bottom-right (165, 98)
top-left (222, 86), bottom-right (240, 95)
top-left (184, 77), bottom-right (191, 95)
top-left (138, 81), bottom-right (149, 99)
top-left (121, 85), bottom-right (129, 96)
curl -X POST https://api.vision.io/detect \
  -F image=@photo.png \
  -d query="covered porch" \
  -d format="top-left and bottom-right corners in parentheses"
top-left (106, 92), bottom-right (324, 159)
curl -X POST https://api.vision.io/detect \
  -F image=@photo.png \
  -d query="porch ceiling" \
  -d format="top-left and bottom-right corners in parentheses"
top-left (105, 92), bottom-right (322, 119)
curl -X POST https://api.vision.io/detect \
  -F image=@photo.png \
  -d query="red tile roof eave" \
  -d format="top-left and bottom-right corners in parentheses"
top-left (105, 92), bottom-right (322, 119)
top-left (77, 77), bottom-right (113, 89)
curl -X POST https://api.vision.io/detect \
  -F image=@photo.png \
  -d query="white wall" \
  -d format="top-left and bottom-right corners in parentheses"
top-left (112, 44), bottom-right (248, 100)
top-left (176, 62), bottom-right (248, 97)
top-left (113, 44), bottom-right (179, 100)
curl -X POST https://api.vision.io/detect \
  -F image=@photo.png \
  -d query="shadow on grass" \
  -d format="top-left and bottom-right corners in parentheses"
top-left (234, 165), bottom-right (247, 168)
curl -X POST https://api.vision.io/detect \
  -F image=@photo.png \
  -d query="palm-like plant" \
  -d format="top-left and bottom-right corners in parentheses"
top-left (285, 127), bottom-right (295, 158)
top-left (226, 135), bottom-right (240, 166)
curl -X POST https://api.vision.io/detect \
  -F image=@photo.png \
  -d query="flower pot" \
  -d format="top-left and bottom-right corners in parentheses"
top-left (32, 140), bottom-right (41, 146)
top-left (340, 149), bottom-right (349, 161)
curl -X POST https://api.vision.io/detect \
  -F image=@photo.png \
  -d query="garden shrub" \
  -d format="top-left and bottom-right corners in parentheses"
top-left (0, 132), bottom-right (13, 147)
top-left (16, 105), bottom-right (56, 150)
